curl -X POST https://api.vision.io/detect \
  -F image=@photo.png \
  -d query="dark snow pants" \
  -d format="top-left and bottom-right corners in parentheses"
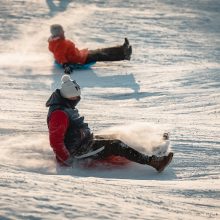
top-left (88, 139), bottom-right (149, 164)
top-left (85, 45), bottom-right (127, 63)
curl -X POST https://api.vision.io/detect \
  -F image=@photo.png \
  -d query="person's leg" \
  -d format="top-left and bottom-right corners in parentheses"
top-left (90, 139), bottom-right (173, 172)
top-left (93, 139), bottom-right (149, 164)
top-left (85, 38), bottom-right (132, 63)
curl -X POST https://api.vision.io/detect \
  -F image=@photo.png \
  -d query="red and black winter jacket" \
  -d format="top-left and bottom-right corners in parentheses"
top-left (46, 89), bottom-right (91, 165)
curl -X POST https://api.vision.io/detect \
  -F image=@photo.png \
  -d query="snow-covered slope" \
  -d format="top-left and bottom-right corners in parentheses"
top-left (0, 0), bottom-right (219, 219)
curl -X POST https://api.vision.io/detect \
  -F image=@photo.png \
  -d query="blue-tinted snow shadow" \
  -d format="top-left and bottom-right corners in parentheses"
top-left (51, 65), bottom-right (140, 92)
top-left (51, 65), bottom-right (162, 101)
top-left (57, 163), bottom-right (177, 181)
top-left (96, 91), bottom-right (163, 100)
top-left (46, 0), bottom-right (71, 16)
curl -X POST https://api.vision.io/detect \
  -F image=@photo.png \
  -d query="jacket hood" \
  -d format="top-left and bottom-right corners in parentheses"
top-left (46, 89), bottom-right (80, 108)
top-left (46, 89), bottom-right (67, 107)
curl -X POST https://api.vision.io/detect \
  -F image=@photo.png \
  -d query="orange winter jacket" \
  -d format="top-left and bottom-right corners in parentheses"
top-left (48, 36), bottom-right (89, 65)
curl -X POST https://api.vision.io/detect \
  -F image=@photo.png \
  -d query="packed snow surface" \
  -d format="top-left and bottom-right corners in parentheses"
top-left (0, 0), bottom-right (219, 219)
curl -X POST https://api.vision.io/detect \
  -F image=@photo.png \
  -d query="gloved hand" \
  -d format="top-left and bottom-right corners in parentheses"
top-left (80, 130), bottom-right (93, 147)
top-left (63, 156), bottom-right (74, 166)
top-left (63, 63), bottom-right (73, 74)
top-left (75, 131), bottom-right (94, 156)
top-left (80, 128), bottom-right (93, 140)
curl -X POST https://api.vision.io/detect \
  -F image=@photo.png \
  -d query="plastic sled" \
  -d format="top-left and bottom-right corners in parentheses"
top-left (82, 155), bottom-right (131, 169)
top-left (54, 61), bottom-right (96, 70)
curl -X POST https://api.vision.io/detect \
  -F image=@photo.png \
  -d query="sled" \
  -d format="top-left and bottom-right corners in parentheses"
top-left (54, 61), bottom-right (96, 70)
top-left (82, 155), bottom-right (131, 169)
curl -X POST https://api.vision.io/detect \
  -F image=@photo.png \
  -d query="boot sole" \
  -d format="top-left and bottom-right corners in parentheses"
top-left (124, 46), bottom-right (132, 60)
top-left (157, 152), bottom-right (174, 173)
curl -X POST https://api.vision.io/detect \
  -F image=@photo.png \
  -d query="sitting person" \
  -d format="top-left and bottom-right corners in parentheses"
top-left (48, 24), bottom-right (132, 74)
top-left (46, 75), bottom-right (173, 172)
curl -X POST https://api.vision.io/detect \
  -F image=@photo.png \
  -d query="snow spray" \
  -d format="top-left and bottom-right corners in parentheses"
top-left (96, 123), bottom-right (171, 156)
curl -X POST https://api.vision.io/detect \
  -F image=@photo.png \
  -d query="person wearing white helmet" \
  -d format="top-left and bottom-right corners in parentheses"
top-left (46, 75), bottom-right (173, 172)
top-left (48, 24), bottom-right (132, 74)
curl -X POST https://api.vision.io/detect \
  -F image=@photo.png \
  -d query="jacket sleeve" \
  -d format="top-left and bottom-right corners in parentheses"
top-left (54, 46), bottom-right (69, 65)
top-left (55, 40), bottom-right (76, 65)
top-left (67, 40), bottom-right (88, 64)
top-left (48, 110), bottom-right (71, 164)
top-left (48, 38), bottom-right (69, 65)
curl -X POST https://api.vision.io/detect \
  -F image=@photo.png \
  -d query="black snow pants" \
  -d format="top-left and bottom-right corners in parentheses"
top-left (85, 46), bottom-right (126, 63)
top-left (85, 38), bottom-right (132, 63)
top-left (86, 139), bottom-right (149, 165)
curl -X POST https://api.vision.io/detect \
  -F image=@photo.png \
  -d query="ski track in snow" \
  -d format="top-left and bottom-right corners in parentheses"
top-left (0, 0), bottom-right (219, 219)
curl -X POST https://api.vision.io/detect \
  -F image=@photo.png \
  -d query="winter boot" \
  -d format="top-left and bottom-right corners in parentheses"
top-left (123, 38), bottom-right (132, 60)
top-left (147, 152), bottom-right (173, 172)
top-left (123, 38), bottom-right (130, 47)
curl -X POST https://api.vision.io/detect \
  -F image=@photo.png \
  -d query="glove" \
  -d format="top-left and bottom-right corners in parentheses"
top-left (80, 128), bottom-right (93, 140)
top-left (74, 137), bottom-right (94, 158)
top-left (63, 63), bottom-right (73, 74)
top-left (80, 130), bottom-right (93, 147)
top-left (63, 156), bottom-right (74, 166)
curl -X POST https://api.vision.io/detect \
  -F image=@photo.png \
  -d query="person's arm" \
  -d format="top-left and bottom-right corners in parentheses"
top-left (67, 40), bottom-right (88, 64)
top-left (55, 48), bottom-right (69, 65)
top-left (48, 38), bottom-right (69, 65)
top-left (48, 110), bottom-right (73, 165)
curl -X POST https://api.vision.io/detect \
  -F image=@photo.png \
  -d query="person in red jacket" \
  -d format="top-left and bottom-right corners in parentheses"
top-left (46, 74), bottom-right (173, 172)
top-left (48, 24), bottom-right (132, 74)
